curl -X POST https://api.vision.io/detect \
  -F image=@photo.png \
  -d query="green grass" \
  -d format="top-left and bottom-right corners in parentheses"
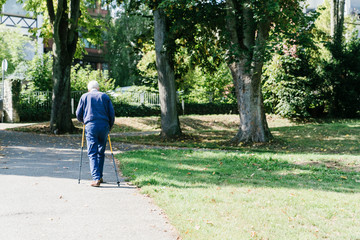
top-left (115, 117), bottom-right (360, 239)
top-left (9, 115), bottom-right (360, 238)
top-left (118, 150), bottom-right (360, 239)
top-left (114, 119), bottom-right (360, 154)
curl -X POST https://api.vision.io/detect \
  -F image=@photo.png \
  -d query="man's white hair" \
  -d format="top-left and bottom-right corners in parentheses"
top-left (88, 80), bottom-right (99, 91)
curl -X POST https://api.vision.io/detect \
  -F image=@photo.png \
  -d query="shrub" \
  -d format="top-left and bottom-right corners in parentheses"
top-left (71, 64), bottom-right (115, 92)
top-left (179, 102), bottom-right (238, 115)
top-left (321, 34), bottom-right (360, 118)
top-left (262, 52), bottom-right (324, 118)
top-left (26, 52), bottom-right (53, 91)
top-left (113, 103), bottom-right (160, 117)
top-left (17, 89), bottom-right (52, 122)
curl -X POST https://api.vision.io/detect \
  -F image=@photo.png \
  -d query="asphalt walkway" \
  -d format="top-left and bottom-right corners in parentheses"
top-left (0, 126), bottom-right (179, 240)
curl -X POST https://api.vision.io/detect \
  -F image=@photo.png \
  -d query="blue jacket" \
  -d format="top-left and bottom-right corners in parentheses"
top-left (76, 90), bottom-right (115, 129)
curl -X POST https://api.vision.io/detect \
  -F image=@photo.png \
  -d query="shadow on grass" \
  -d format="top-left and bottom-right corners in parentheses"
top-left (270, 122), bottom-right (360, 154)
top-left (113, 121), bottom-right (360, 155)
top-left (119, 149), bottom-right (360, 193)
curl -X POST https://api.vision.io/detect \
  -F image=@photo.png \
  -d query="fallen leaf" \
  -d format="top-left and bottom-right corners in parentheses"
top-left (340, 176), bottom-right (348, 180)
top-left (205, 220), bottom-right (214, 225)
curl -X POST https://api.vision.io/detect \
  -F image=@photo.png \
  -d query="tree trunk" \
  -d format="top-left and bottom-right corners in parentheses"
top-left (226, 0), bottom-right (272, 144)
top-left (154, 9), bottom-right (182, 139)
top-left (228, 61), bottom-right (272, 143)
top-left (50, 53), bottom-right (74, 134)
top-left (47, 0), bottom-right (80, 134)
top-left (330, 0), bottom-right (345, 55)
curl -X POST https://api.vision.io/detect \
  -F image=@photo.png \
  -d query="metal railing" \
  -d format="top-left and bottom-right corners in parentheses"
top-left (20, 90), bottom-right (160, 112)
top-left (20, 91), bottom-right (86, 113)
top-left (127, 91), bottom-right (160, 105)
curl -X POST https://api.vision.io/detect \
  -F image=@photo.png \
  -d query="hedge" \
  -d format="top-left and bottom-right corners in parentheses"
top-left (179, 102), bottom-right (238, 115)
top-left (17, 102), bottom-right (239, 122)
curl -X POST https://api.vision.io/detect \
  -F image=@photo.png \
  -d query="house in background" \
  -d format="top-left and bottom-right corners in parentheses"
top-left (81, 0), bottom-right (109, 71)
top-left (0, 0), bottom-right (43, 59)
top-left (1, 0), bottom-right (109, 71)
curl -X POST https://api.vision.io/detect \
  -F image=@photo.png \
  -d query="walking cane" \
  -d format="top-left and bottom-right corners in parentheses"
top-left (78, 125), bottom-right (85, 184)
top-left (108, 134), bottom-right (120, 187)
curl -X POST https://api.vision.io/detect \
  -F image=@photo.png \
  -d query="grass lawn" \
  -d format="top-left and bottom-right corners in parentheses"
top-left (111, 115), bottom-right (360, 154)
top-left (113, 115), bottom-right (360, 239)
top-left (9, 115), bottom-right (360, 239)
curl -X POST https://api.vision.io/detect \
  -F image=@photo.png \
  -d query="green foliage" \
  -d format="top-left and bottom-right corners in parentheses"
top-left (25, 53), bottom-right (53, 91)
top-left (112, 102), bottom-right (161, 117)
top-left (262, 54), bottom-right (324, 118)
top-left (105, 1), bottom-right (153, 87)
top-left (262, 7), bottom-right (327, 118)
top-left (180, 64), bottom-right (235, 104)
top-left (70, 64), bottom-right (115, 91)
top-left (17, 102), bottom-right (51, 122)
top-left (137, 44), bottom-right (158, 87)
top-left (23, 0), bottom-right (106, 59)
top-left (321, 34), bottom-right (360, 117)
top-left (0, 26), bottom-right (33, 74)
top-left (180, 102), bottom-right (237, 115)
top-left (18, 89), bottom-right (51, 121)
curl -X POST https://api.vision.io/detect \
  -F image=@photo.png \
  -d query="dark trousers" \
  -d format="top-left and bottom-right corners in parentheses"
top-left (85, 122), bottom-right (110, 180)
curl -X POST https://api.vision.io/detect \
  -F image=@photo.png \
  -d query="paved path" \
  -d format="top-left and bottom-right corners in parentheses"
top-left (0, 128), bottom-right (179, 240)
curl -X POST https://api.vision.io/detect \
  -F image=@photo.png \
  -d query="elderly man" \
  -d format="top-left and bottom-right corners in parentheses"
top-left (76, 80), bottom-right (115, 187)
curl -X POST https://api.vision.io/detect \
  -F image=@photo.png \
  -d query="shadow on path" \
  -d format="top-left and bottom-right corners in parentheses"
top-left (0, 130), bottom-right (179, 240)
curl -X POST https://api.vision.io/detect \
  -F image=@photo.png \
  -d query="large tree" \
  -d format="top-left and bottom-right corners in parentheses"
top-left (221, 0), bottom-right (306, 143)
top-left (145, 0), bottom-right (305, 143)
top-left (47, 0), bottom-right (81, 133)
top-left (138, 0), bottom-right (185, 139)
top-left (149, 0), bottom-right (224, 139)
top-left (224, 0), bottom-right (273, 143)
top-left (154, 8), bottom-right (182, 138)
top-left (105, 1), bottom-right (153, 87)
top-left (20, 0), bottom-right (105, 133)
top-left (330, 0), bottom-right (345, 43)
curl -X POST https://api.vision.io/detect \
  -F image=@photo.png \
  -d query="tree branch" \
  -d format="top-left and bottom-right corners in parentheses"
top-left (46, 0), bottom-right (55, 24)
top-left (225, 0), bottom-right (242, 59)
top-left (242, 5), bottom-right (255, 51)
top-left (68, 0), bottom-right (81, 54)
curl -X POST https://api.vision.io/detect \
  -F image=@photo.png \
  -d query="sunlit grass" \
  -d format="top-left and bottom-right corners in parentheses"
top-left (118, 149), bottom-right (360, 239)
top-left (114, 116), bottom-right (360, 239)
top-left (113, 118), bottom-right (360, 155)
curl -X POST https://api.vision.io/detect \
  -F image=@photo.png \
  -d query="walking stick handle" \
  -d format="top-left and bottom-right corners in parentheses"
top-left (81, 124), bottom-right (85, 148)
top-left (108, 134), bottom-right (113, 154)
